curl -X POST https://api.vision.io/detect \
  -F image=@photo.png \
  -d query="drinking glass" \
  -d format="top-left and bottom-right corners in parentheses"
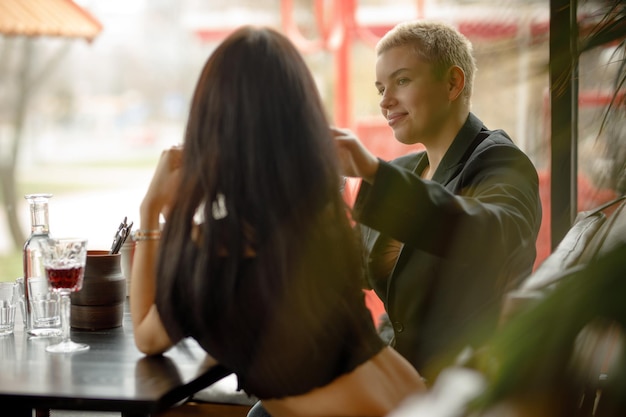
top-left (38, 237), bottom-right (89, 353)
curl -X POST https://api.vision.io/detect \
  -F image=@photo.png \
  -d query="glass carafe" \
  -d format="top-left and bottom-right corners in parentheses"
top-left (23, 193), bottom-right (60, 335)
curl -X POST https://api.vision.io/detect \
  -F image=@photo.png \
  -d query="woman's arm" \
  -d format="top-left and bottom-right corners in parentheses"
top-left (130, 146), bottom-right (183, 355)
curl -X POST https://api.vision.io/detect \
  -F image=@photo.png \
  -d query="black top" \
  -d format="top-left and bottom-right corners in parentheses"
top-left (355, 113), bottom-right (542, 380)
top-left (156, 246), bottom-right (385, 400)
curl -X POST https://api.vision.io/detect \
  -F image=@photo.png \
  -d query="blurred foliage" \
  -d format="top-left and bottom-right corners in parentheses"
top-left (581, 0), bottom-right (626, 125)
top-left (466, 1), bottom-right (626, 414)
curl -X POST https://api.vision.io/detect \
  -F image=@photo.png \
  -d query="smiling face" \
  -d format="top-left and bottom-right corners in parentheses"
top-left (375, 45), bottom-right (454, 146)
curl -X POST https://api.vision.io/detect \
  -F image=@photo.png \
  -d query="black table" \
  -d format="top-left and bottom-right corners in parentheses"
top-left (0, 303), bottom-right (231, 417)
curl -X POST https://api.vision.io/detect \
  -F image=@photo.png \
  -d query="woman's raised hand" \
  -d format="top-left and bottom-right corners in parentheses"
top-left (141, 145), bottom-right (183, 225)
top-left (331, 127), bottom-right (379, 184)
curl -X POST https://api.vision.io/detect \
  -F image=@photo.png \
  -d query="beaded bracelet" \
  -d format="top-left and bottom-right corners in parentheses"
top-left (134, 229), bottom-right (161, 241)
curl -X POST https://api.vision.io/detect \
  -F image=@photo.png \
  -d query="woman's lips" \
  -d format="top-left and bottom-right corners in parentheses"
top-left (387, 112), bottom-right (407, 127)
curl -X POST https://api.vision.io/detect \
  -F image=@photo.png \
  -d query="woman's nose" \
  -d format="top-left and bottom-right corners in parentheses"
top-left (379, 91), bottom-right (394, 110)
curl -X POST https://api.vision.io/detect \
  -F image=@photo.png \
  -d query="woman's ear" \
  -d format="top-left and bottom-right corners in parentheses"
top-left (447, 65), bottom-right (466, 101)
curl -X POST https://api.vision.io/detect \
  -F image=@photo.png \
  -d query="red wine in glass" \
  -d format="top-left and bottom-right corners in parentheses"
top-left (39, 237), bottom-right (89, 353)
top-left (46, 266), bottom-right (84, 292)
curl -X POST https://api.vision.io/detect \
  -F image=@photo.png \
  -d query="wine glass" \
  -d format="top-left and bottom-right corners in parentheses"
top-left (38, 237), bottom-right (89, 353)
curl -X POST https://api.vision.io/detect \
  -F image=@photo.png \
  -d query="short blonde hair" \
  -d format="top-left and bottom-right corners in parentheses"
top-left (376, 20), bottom-right (477, 99)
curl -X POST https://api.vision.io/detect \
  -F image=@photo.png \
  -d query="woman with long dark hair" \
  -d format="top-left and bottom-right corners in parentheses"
top-left (129, 26), bottom-right (425, 417)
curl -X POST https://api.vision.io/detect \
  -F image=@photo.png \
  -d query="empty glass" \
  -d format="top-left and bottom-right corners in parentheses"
top-left (0, 282), bottom-right (18, 336)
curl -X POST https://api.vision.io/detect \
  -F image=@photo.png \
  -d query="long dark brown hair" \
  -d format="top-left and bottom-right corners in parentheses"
top-left (156, 26), bottom-right (363, 346)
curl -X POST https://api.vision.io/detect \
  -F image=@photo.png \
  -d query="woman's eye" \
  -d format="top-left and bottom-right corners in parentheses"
top-left (397, 78), bottom-right (408, 86)
top-left (377, 88), bottom-right (385, 96)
